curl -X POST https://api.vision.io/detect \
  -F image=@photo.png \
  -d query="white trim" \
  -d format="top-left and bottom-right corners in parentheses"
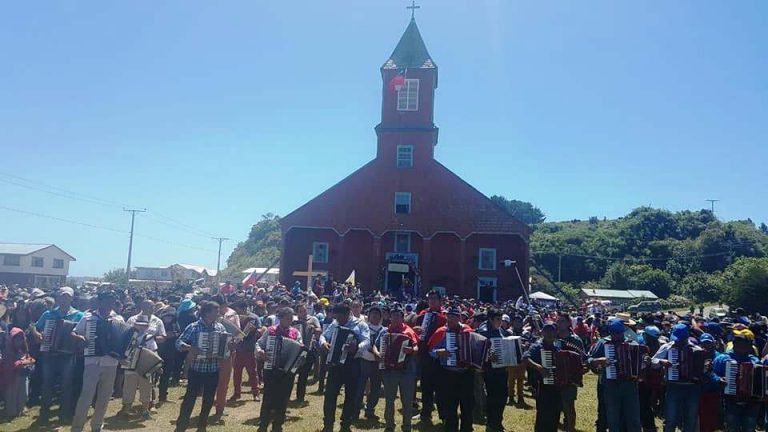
top-left (394, 192), bottom-right (412, 214)
top-left (397, 79), bottom-right (419, 111)
top-left (396, 145), bottom-right (414, 168)
top-left (283, 226), bottom-right (528, 243)
top-left (477, 277), bottom-right (498, 302)
top-left (312, 242), bottom-right (329, 264)
top-left (478, 248), bottom-right (497, 270)
top-left (394, 232), bottom-right (411, 253)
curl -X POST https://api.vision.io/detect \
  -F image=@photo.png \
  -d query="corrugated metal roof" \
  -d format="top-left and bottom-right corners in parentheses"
top-left (0, 243), bottom-right (52, 255)
top-left (580, 288), bottom-right (658, 300)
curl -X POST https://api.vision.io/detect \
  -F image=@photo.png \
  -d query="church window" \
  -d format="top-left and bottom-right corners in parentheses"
top-left (478, 248), bottom-right (497, 270)
top-left (394, 192), bottom-right (411, 214)
top-left (394, 232), bottom-right (411, 253)
top-left (477, 277), bottom-right (498, 302)
top-left (397, 79), bottom-right (419, 111)
top-left (397, 145), bottom-right (414, 168)
top-left (312, 242), bottom-right (329, 264)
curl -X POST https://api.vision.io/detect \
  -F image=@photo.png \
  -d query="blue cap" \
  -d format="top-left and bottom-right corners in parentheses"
top-left (699, 333), bottom-right (715, 344)
top-left (178, 298), bottom-right (197, 314)
top-left (643, 326), bottom-right (661, 339)
top-left (736, 316), bottom-right (750, 325)
top-left (705, 322), bottom-right (723, 335)
top-left (671, 323), bottom-right (689, 342)
top-left (607, 319), bottom-right (625, 334)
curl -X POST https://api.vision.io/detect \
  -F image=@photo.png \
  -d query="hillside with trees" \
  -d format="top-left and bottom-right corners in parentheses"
top-left (224, 199), bottom-right (768, 310)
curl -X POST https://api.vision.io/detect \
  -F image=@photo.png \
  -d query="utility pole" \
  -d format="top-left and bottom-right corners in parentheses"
top-left (213, 237), bottom-right (230, 275)
top-left (705, 199), bottom-right (719, 214)
top-left (124, 208), bottom-right (147, 278)
top-left (558, 254), bottom-right (563, 283)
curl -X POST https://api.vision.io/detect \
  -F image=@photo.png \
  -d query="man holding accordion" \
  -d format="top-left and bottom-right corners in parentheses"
top-left (255, 306), bottom-right (303, 432)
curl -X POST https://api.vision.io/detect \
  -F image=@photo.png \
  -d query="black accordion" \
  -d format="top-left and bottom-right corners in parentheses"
top-left (490, 336), bottom-right (524, 368)
top-left (40, 319), bottom-right (77, 354)
top-left (197, 331), bottom-right (230, 360)
top-left (326, 326), bottom-right (356, 366)
top-left (83, 316), bottom-right (132, 358)
top-left (605, 342), bottom-right (649, 381)
top-left (264, 335), bottom-right (307, 374)
top-left (443, 331), bottom-right (488, 369)
top-left (293, 320), bottom-right (317, 352)
top-left (541, 349), bottom-right (584, 387)
top-left (420, 311), bottom-right (439, 342)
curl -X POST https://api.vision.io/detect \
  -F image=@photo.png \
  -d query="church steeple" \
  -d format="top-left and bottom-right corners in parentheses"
top-left (376, 15), bottom-right (439, 161)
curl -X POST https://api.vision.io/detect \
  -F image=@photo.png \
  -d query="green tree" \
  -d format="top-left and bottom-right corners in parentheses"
top-left (760, 222), bottom-right (768, 235)
top-left (600, 262), bottom-right (674, 298)
top-left (225, 213), bottom-right (282, 275)
top-left (723, 257), bottom-right (768, 314)
top-left (490, 195), bottom-right (546, 226)
top-left (103, 268), bottom-right (129, 286)
top-left (678, 272), bottom-right (725, 303)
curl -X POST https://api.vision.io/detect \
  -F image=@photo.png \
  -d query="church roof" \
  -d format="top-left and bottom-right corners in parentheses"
top-left (382, 18), bottom-right (436, 70)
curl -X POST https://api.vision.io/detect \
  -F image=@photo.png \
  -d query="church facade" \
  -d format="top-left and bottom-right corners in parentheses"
top-left (279, 17), bottom-right (530, 301)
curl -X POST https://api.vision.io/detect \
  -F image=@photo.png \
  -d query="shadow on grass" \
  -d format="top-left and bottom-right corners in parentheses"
top-left (242, 414), bottom-right (301, 427)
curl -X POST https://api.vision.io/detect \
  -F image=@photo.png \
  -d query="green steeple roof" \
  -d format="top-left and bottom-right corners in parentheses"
top-left (382, 18), bottom-right (436, 70)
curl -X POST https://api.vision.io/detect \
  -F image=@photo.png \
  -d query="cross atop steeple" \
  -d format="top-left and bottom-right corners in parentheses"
top-left (407, 0), bottom-right (420, 20)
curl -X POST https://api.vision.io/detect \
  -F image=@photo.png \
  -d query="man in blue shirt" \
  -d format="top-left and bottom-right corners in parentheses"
top-left (712, 329), bottom-right (762, 432)
top-left (30, 286), bottom-right (83, 426)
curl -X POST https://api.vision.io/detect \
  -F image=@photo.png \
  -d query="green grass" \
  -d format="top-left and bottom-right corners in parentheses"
top-left (2, 373), bottom-right (660, 432)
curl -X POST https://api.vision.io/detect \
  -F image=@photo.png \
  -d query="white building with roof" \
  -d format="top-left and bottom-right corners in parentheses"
top-left (579, 288), bottom-right (659, 303)
top-left (0, 243), bottom-right (76, 288)
top-left (133, 263), bottom-right (218, 283)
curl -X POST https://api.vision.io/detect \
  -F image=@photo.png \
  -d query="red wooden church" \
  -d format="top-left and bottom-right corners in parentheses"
top-left (280, 17), bottom-right (530, 301)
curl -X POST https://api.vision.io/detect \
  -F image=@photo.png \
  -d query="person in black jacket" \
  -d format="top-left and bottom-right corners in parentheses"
top-left (479, 308), bottom-right (513, 432)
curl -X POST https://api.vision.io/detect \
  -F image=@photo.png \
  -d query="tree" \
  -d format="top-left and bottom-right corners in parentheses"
top-left (225, 214), bottom-right (282, 275)
top-left (760, 222), bottom-right (768, 235)
top-left (678, 272), bottom-right (725, 303)
top-left (723, 257), bottom-right (768, 314)
top-left (103, 268), bottom-right (128, 286)
top-left (600, 262), bottom-right (674, 298)
top-left (490, 195), bottom-right (546, 226)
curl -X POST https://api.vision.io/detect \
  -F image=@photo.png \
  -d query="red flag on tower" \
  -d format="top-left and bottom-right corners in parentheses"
top-left (388, 68), bottom-right (407, 91)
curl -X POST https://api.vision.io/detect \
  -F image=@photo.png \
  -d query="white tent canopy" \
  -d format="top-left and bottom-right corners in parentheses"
top-left (529, 291), bottom-right (559, 301)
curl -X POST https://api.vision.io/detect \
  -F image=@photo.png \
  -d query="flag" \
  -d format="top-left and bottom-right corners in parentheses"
top-left (388, 68), bottom-right (407, 91)
top-left (345, 270), bottom-right (356, 285)
top-left (242, 269), bottom-right (258, 288)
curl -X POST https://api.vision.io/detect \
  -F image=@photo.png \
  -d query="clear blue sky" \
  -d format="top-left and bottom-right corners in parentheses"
top-left (1, 1), bottom-right (766, 276)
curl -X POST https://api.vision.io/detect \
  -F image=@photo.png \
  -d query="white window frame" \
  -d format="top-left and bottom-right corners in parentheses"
top-left (32, 256), bottom-right (44, 268)
top-left (53, 258), bottom-right (64, 269)
top-left (394, 232), bottom-right (411, 253)
top-left (3, 255), bottom-right (21, 266)
top-left (477, 277), bottom-right (498, 302)
top-left (394, 192), bottom-right (412, 214)
top-left (397, 79), bottom-right (419, 111)
top-left (396, 145), bottom-right (414, 168)
top-left (312, 242), bottom-right (329, 264)
top-left (478, 248), bottom-right (497, 270)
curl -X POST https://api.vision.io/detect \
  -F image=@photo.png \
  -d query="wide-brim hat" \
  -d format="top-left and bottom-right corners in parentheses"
top-left (615, 312), bottom-right (637, 326)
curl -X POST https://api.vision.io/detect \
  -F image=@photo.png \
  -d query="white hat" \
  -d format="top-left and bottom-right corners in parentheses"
top-left (59, 287), bottom-right (75, 297)
top-left (31, 288), bottom-right (46, 298)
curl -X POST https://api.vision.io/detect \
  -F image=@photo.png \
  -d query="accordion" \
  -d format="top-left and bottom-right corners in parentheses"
top-left (293, 321), bottom-right (317, 352)
top-left (666, 347), bottom-right (707, 383)
top-left (605, 342), bottom-right (649, 381)
top-left (378, 333), bottom-right (411, 370)
top-left (490, 336), bottom-right (524, 368)
top-left (264, 335), bottom-right (307, 374)
top-left (40, 319), bottom-right (77, 354)
top-left (443, 331), bottom-right (489, 369)
top-left (123, 346), bottom-right (163, 378)
top-left (725, 361), bottom-right (768, 400)
top-left (83, 316), bottom-right (132, 358)
top-left (326, 326), bottom-right (356, 366)
top-left (541, 349), bottom-right (584, 386)
top-left (420, 312), bottom-right (438, 342)
top-left (197, 331), bottom-right (230, 360)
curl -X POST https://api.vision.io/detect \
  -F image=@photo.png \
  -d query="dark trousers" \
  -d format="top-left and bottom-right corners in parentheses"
top-left (440, 369), bottom-right (474, 432)
top-left (724, 399), bottom-right (760, 432)
top-left (356, 359), bottom-right (383, 417)
top-left (596, 382), bottom-right (608, 432)
top-left (535, 385), bottom-right (563, 432)
top-left (175, 369), bottom-right (219, 432)
top-left (323, 359), bottom-right (361, 430)
top-left (28, 355), bottom-right (43, 406)
top-left (420, 355), bottom-right (441, 420)
top-left (295, 352), bottom-right (316, 402)
top-left (663, 383), bottom-right (700, 432)
top-left (639, 383), bottom-right (658, 432)
top-left (259, 370), bottom-right (295, 432)
top-left (40, 353), bottom-right (76, 422)
top-left (484, 369), bottom-right (508, 431)
top-left (158, 348), bottom-right (178, 401)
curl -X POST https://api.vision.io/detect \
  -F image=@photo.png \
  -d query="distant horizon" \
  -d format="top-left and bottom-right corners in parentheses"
top-left (2, 2), bottom-right (766, 276)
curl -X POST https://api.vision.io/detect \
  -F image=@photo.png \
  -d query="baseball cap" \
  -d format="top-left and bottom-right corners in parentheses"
top-left (733, 329), bottom-right (755, 342)
top-left (671, 323), bottom-right (689, 342)
top-left (643, 326), bottom-right (661, 339)
top-left (59, 287), bottom-right (75, 297)
top-left (502, 314), bottom-right (511, 323)
top-left (607, 319), bottom-right (625, 334)
top-left (699, 333), bottom-right (715, 344)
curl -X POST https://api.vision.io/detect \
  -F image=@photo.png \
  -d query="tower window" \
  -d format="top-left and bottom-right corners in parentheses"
top-left (479, 248), bottom-right (497, 270)
top-left (397, 145), bottom-right (413, 168)
top-left (312, 242), bottom-right (329, 264)
top-left (394, 232), bottom-right (411, 253)
top-left (394, 192), bottom-right (411, 214)
top-left (397, 79), bottom-right (419, 111)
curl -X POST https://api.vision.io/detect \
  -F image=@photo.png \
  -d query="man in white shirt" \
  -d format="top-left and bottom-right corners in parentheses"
top-left (119, 298), bottom-right (166, 420)
top-left (71, 291), bottom-right (124, 432)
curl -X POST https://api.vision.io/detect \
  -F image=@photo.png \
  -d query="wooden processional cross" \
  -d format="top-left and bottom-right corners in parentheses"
top-left (292, 255), bottom-right (320, 289)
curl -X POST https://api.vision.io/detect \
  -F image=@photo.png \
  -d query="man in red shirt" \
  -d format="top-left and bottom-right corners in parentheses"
top-left (414, 289), bottom-right (447, 425)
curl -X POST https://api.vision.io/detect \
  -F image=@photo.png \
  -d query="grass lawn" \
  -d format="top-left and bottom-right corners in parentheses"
top-left (2, 373), bottom-right (661, 432)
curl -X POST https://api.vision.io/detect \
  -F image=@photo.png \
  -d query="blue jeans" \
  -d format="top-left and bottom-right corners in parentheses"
top-left (664, 383), bottom-right (701, 432)
top-left (40, 354), bottom-right (76, 422)
top-left (724, 400), bottom-right (760, 432)
top-left (604, 380), bottom-right (641, 432)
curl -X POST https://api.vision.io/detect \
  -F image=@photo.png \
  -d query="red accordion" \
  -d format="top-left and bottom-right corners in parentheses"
top-left (542, 349), bottom-right (584, 387)
top-left (666, 346), bottom-right (707, 383)
top-left (725, 361), bottom-right (768, 400)
top-left (378, 333), bottom-right (411, 370)
top-left (605, 342), bottom-right (649, 381)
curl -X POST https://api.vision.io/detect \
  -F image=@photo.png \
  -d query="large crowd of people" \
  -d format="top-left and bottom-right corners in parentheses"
top-left (0, 280), bottom-right (767, 432)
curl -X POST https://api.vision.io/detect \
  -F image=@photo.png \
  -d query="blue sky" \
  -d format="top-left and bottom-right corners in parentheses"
top-left (1, 1), bottom-right (766, 276)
